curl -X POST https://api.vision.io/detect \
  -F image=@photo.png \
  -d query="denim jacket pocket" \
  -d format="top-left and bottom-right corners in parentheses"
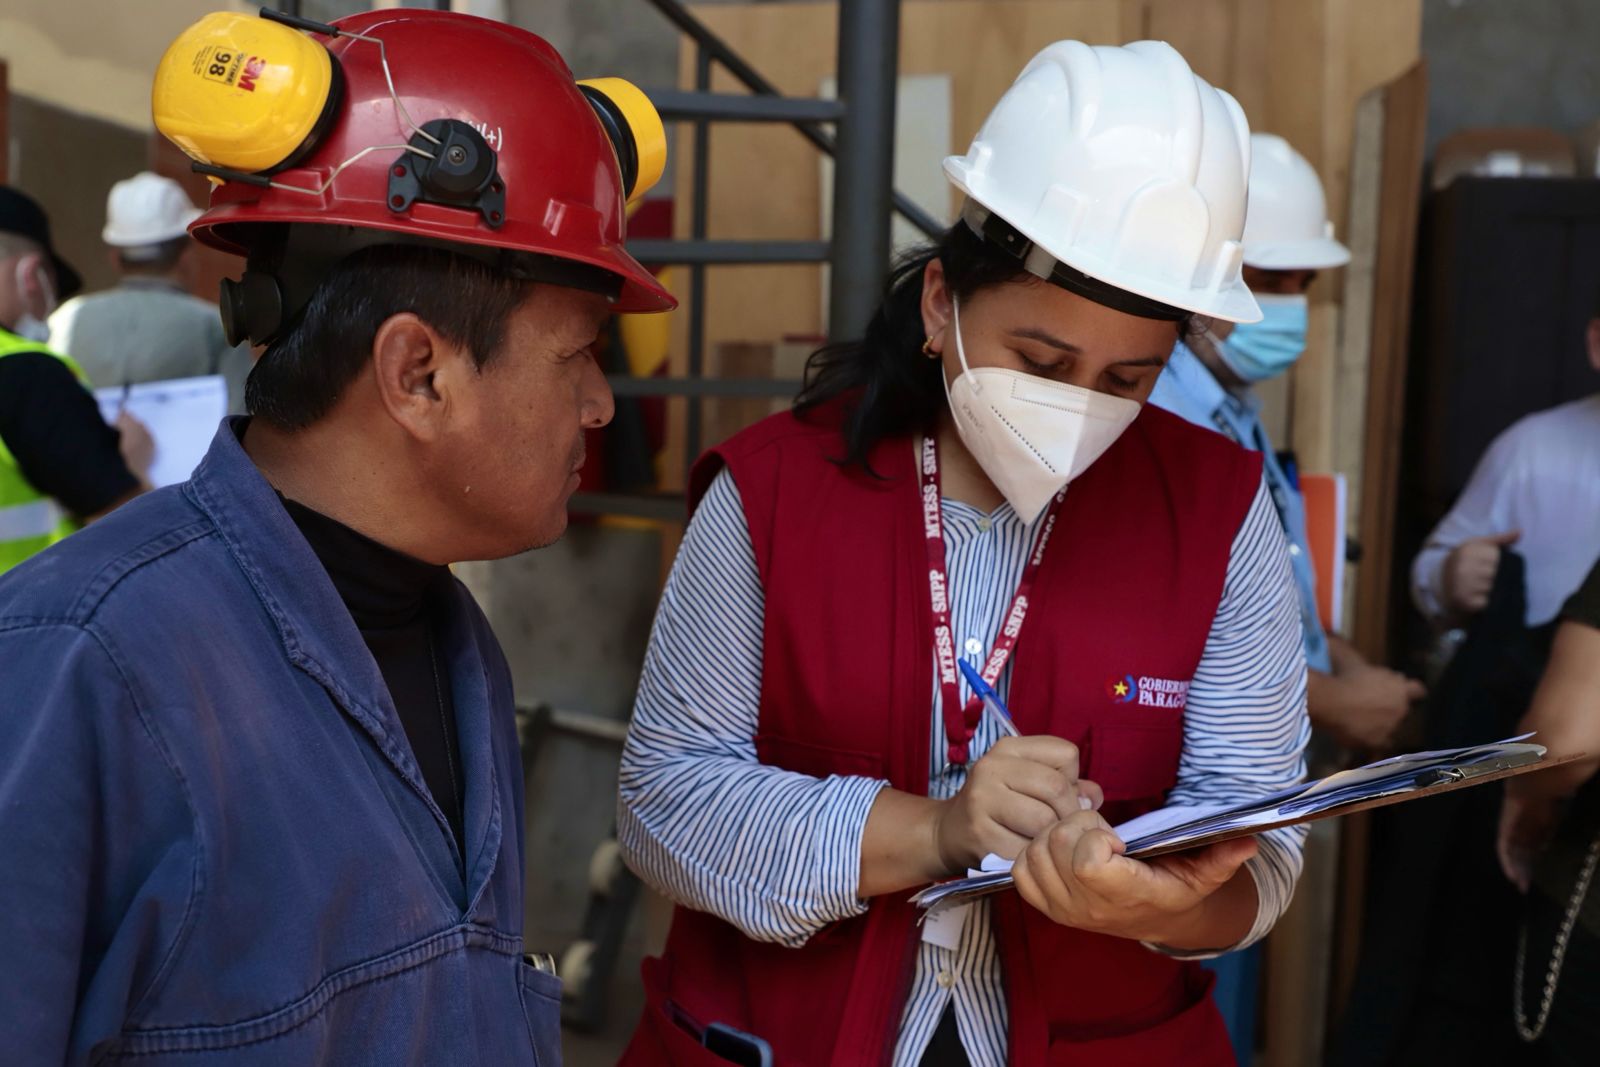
top-left (518, 957), bottom-right (564, 1067)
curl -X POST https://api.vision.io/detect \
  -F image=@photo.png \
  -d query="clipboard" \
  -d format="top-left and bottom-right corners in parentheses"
top-left (911, 740), bottom-right (1583, 915)
top-left (1128, 748), bottom-right (1578, 859)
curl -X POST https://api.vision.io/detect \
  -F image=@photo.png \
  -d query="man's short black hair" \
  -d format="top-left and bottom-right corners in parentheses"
top-left (246, 244), bottom-right (535, 431)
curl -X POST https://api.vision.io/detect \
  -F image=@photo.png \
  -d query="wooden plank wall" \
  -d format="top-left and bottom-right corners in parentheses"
top-left (676, 0), bottom-right (1422, 563)
top-left (1351, 62), bottom-right (1430, 669)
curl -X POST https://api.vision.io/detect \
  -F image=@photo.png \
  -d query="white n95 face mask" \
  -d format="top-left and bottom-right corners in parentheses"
top-left (942, 297), bottom-right (1141, 523)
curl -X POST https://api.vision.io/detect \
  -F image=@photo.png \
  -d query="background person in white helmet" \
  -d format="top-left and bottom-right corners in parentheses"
top-left (1150, 132), bottom-right (1426, 754)
top-left (618, 40), bottom-right (1308, 1067)
top-left (48, 171), bottom-right (254, 410)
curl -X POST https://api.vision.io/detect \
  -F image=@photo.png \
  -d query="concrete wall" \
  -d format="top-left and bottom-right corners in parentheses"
top-left (0, 1), bottom-right (251, 133)
top-left (1422, 0), bottom-right (1600, 152)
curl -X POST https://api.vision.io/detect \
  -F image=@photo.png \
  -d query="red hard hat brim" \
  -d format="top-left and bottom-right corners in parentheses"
top-left (193, 200), bottom-right (677, 315)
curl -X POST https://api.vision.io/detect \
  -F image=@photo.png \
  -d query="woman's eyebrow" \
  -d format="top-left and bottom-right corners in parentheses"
top-left (1007, 327), bottom-right (1079, 353)
top-left (1008, 328), bottom-right (1168, 369)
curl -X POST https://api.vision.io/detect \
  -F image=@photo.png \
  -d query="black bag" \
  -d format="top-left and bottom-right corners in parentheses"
top-left (1516, 776), bottom-right (1600, 1066)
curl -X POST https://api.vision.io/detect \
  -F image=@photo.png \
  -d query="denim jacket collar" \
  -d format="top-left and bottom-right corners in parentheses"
top-left (183, 418), bottom-right (502, 899)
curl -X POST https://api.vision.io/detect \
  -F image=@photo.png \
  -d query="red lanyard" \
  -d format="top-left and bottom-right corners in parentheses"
top-left (921, 435), bottom-right (1064, 765)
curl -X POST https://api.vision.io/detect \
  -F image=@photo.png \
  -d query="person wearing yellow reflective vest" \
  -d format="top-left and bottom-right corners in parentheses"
top-left (0, 187), bottom-right (148, 572)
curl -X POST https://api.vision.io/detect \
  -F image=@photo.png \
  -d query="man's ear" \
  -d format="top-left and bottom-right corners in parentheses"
top-left (371, 312), bottom-right (457, 441)
top-left (16, 251), bottom-right (49, 303)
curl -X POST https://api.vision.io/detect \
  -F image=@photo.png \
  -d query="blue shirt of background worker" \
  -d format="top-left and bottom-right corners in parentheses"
top-left (1151, 339), bottom-right (1331, 673)
top-left (1146, 131), bottom-right (1427, 1067)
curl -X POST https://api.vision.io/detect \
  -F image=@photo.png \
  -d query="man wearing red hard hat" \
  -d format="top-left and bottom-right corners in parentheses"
top-left (0, 8), bottom-right (672, 1064)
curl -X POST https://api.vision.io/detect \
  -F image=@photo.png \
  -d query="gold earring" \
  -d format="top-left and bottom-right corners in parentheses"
top-left (922, 336), bottom-right (937, 358)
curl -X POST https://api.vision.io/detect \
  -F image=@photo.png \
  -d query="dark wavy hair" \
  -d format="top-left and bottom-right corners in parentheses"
top-left (794, 224), bottom-right (1027, 473)
top-left (795, 222), bottom-right (1193, 473)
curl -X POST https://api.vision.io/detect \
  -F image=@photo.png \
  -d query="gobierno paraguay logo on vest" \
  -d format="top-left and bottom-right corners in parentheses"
top-left (1105, 673), bottom-right (1191, 709)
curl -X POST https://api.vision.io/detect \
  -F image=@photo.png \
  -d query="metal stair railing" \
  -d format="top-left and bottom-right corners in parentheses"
top-left (567, 0), bottom-right (939, 523)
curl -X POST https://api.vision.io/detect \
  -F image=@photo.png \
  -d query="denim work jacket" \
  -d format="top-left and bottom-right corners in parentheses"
top-left (0, 419), bottom-right (558, 1065)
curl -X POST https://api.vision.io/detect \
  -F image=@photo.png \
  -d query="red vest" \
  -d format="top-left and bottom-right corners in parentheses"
top-left (623, 404), bottom-right (1264, 1067)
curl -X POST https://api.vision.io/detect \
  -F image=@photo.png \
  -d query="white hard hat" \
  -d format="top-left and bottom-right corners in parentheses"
top-left (944, 40), bottom-right (1260, 324)
top-left (1241, 134), bottom-right (1350, 271)
top-left (102, 171), bottom-right (200, 251)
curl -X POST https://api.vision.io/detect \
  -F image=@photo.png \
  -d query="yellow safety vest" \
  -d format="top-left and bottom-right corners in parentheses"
top-left (0, 327), bottom-right (89, 572)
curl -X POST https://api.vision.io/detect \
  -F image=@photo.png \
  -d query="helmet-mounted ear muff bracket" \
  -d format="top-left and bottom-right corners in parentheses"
top-left (961, 200), bottom-right (1188, 323)
top-left (258, 6), bottom-right (339, 37)
top-left (388, 119), bottom-right (506, 228)
top-left (219, 222), bottom-right (625, 349)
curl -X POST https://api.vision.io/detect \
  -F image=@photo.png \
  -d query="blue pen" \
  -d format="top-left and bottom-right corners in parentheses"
top-left (958, 659), bottom-right (1020, 738)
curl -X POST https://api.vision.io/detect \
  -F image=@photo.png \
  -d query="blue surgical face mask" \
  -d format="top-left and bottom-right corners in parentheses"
top-left (1215, 293), bottom-right (1308, 383)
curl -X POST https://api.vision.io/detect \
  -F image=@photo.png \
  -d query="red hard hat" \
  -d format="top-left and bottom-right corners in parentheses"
top-left (174, 8), bottom-right (674, 315)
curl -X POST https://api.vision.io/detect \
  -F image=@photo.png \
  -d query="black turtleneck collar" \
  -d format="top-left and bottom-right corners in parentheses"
top-left (279, 494), bottom-right (464, 847)
top-left (279, 496), bottom-right (450, 629)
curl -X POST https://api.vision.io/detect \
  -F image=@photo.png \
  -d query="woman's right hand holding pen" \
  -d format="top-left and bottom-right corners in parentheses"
top-left (860, 736), bottom-right (1102, 896)
top-left (933, 736), bottom-right (1104, 871)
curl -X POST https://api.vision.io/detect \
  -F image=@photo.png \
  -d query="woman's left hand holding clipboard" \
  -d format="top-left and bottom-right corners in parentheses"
top-left (1009, 815), bottom-right (1261, 951)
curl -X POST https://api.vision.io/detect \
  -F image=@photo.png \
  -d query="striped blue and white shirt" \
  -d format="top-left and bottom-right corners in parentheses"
top-left (619, 464), bottom-right (1310, 1066)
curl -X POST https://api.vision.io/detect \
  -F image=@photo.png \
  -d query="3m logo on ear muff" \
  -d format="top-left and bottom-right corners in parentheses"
top-left (237, 56), bottom-right (267, 91)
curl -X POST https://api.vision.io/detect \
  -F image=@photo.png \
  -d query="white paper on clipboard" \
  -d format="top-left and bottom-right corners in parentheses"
top-left (96, 376), bottom-right (227, 488)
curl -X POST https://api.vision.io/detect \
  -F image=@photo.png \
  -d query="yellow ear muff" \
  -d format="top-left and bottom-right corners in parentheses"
top-left (152, 11), bottom-right (340, 176)
top-left (578, 78), bottom-right (667, 204)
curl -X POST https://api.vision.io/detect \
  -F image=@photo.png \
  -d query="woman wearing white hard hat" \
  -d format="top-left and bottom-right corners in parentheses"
top-left (619, 41), bottom-right (1309, 1067)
